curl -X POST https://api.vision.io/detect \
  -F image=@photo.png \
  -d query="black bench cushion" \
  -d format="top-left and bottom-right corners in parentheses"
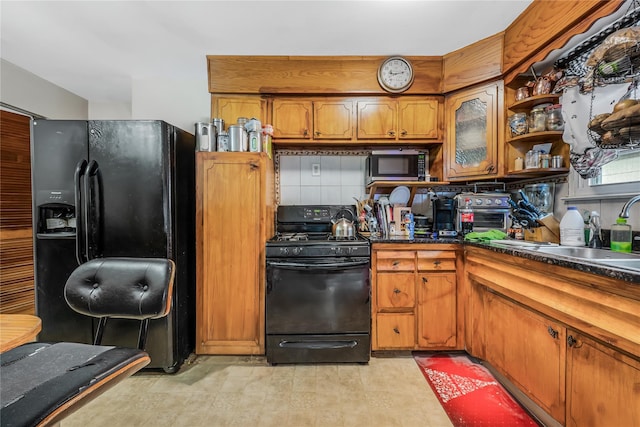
top-left (1, 342), bottom-right (149, 427)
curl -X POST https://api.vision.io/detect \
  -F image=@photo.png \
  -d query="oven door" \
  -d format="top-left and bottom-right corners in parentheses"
top-left (266, 258), bottom-right (370, 335)
top-left (265, 257), bottom-right (371, 363)
top-left (457, 209), bottom-right (510, 233)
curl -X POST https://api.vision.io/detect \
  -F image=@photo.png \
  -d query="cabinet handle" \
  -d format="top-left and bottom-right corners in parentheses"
top-left (393, 327), bottom-right (400, 334)
top-left (387, 130), bottom-right (396, 137)
top-left (314, 131), bottom-right (321, 136)
top-left (486, 164), bottom-right (495, 173)
top-left (303, 129), bottom-right (309, 137)
top-left (433, 260), bottom-right (441, 266)
top-left (392, 260), bottom-right (400, 266)
top-left (567, 335), bottom-right (578, 347)
top-left (422, 276), bottom-right (428, 283)
top-left (401, 129), bottom-right (407, 136)
top-left (393, 288), bottom-right (401, 294)
top-left (547, 326), bottom-right (559, 339)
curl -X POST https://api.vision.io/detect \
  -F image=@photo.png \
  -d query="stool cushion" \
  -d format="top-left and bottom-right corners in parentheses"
top-left (64, 257), bottom-right (174, 320)
top-left (0, 342), bottom-right (149, 427)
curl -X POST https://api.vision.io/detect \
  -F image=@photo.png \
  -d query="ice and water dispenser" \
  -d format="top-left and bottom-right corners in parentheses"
top-left (36, 190), bottom-right (76, 235)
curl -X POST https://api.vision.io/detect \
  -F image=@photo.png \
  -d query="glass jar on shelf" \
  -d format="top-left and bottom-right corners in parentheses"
top-left (545, 104), bottom-right (564, 131)
top-left (529, 105), bottom-right (548, 133)
top-left (509, 113), bottom-right (528, 137)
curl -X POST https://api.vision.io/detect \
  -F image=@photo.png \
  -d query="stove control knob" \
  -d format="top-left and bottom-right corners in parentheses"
top-left (485, 199), bottom-right (493, 206)
top-left (494, 199), bottom-right (503, 206)
top-left (475, 199), bottom-right (483, 206)
top-left (292, 247), bottom-right (302, 255)
top-left (280, 247), bottom-right (289, 255)
top-left (334, 247), bottom-right (343, 255)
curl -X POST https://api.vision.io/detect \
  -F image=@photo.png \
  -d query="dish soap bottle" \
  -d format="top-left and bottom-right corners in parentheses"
top-left (610, 217), bottom-right (632, 253)
top-left (560, 207), bottom-right (585, 247)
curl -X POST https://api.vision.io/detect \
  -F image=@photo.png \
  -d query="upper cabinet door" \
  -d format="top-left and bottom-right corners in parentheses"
top-left (357, 99), bottom-right (397, 139)
top-left (398, 98), bottom-right (440, 140)
top-left (212, 95), bottom-right (268, 128)
top-left (313, 99), bottom-right (354, 140)
top-left (272, 99), bottom-right (312, 139)
top-left (445, 81), bottom-right (503, 180)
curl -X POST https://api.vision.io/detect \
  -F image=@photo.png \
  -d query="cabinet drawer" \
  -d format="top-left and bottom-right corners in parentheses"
top-left (377, 272), bottom-right (415, 309)
top-left (376, 314), bottom-right (415, 349)
top-left (417, 251), bottom-right (456, 271)
top-left (376, 251), bottom-right (416, 271)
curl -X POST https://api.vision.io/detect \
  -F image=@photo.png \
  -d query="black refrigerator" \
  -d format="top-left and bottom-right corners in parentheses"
top-left (31, 120), bottom-right (195, 373)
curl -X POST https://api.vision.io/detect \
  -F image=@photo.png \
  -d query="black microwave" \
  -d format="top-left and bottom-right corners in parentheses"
top-left (366, 150), bottom-right (428, 184)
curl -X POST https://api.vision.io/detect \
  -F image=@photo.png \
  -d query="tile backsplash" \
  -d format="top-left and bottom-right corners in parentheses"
top-left (279, 155), bottom-right (367, 205)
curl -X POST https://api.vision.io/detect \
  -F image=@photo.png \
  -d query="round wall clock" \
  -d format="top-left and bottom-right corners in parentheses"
top-left (377, 56), bottom-right (414, 93)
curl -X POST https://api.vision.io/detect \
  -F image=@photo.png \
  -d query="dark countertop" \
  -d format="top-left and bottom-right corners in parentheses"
top-left (465, 241), bottom-right (640, 284)
top-left (367, 236), bottom-right (640, 284)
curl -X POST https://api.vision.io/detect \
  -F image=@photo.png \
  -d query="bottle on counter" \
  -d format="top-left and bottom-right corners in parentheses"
top-left (588, 211), bottom-right (603, 249)
top-left (459, 198), bottom-right (474, 237)
top-left (559, 207), bottom-right (585, 247)
top-left (610, 217), bottom-right (632, 253)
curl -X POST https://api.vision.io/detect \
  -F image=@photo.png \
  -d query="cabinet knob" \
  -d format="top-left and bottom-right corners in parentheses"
top-left (393, 327), bottom-right (400, 334)
top-left (392, 261), bottom-right (400, 267)
top-left (433, 260), bottom-right (441, 266)
top-left (314, 131), bottom-right (321, 136)
top-left (387, 130), bottom-right (396, 137)
top-left (303, 129), bottom-right (309, 137)
top-left (422, 277), bottom-right (428, 283)
top-left (393, 288), bottom-right (401, 294)
top-left (567, 335), bottom-right (578, 347)
top-left (401, 129), bottom-right (407, 136)
top-left (547, 326), bottom-right (559, 339)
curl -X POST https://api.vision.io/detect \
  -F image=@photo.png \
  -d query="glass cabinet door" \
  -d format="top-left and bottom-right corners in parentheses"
top-left (446, 81), bottom-right (502, 179)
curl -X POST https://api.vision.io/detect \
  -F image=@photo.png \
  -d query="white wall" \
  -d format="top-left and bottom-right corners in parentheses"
top-left (0, 59), bottom-right (87, 119)
top-left (131, 76), bottom-right (210, 134)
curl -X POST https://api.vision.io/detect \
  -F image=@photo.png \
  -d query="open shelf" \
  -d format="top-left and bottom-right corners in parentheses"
top-left (505, 168), bottom-right (570, 178)
top-left (507, 130), bottom-right (564, 144)
top-left (509, 94), bottom-right (561, 112)
top-left (366, 181), bottom-right (450, 207)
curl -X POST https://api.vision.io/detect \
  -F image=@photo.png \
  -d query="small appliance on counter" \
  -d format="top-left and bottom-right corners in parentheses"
top-left (432, 197), bottom-right (457, 237)
top-left (454, 191), bottom-right (511, 233)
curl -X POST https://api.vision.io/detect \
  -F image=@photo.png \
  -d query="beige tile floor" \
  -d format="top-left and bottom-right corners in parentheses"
top-left (61, 354), bottom-right (453, 427)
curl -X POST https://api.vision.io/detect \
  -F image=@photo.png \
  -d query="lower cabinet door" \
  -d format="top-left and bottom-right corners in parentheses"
top-left (484, 291), bottom-right (566, 423)
top-left (566, 331), bottom-right (640, 427)
top-left (376, 313), bottom-right (415, 349)
top-left (417, 273), bottom-right (457, 348)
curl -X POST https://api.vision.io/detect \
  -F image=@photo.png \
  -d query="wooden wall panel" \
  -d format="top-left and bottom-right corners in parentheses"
top-left (208, 56), bottom-right (443, 95)
top-left (0, 110), bottom-right (35, 314)
top-left (443, 33), bottom-right (504, 93)
top-left (503, 0), bottom-right (624, 80)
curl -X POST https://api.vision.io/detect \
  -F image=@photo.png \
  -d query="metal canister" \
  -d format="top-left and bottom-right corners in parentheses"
top-left (212, 118), bottom-right (225, 135)
top-left (195, 122), bottom-right (216, 152)
top-left (217, 131), bottom-right (230, 152)
top-left (228, 124), bottom-right (247, 152)
top-left (248, 131), bottom-right (261, 152)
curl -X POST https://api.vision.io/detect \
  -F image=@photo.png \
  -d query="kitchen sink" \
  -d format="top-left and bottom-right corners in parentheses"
top-left (526, 246), bottom-right (640, 260)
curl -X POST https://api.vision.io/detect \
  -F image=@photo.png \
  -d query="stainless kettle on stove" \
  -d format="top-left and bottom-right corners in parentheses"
top-left (331, 209), bottom-right (356, 238)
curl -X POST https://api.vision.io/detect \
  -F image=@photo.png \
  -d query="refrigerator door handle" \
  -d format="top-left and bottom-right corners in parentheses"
top-left (74, 159), bottom-right (88, 265)
top-left (84, 160), bottom-right (101, 260)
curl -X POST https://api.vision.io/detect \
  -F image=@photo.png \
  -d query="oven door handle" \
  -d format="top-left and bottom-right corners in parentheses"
top-left (278, 340), bottom-right (358, 350)
top-left (266, 260), bottom-right (370, 270)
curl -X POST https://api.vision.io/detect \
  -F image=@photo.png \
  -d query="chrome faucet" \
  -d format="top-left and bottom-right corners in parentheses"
top-left (619, 194), bottom-right (640, 218)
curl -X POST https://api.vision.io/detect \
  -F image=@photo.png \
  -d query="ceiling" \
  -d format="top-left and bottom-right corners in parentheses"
top-left (1, 1), bottom-right (534, 104)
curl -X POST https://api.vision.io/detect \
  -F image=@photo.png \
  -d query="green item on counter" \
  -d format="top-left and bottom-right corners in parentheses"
top-left (463, 229), bottom-right (508, 242)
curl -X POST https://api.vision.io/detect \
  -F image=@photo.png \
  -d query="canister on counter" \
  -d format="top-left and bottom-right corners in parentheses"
top-left (212, 118), bottom-right (225, 134)
top-left (551, 155), bottom-right (563, 169)
top-left (248, 131), bottom-right (262, 152)
top-left (217, 131), bottom-right (230, 152)
top-left (195, 122), bottom-right (216, 152)
top-left (228, 124), bottom-right (248, 152)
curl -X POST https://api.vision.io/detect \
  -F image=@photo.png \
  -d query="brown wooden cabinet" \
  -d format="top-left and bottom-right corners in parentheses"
top-left (565, 330), bottom-right (640, 427)
top-left (465, 246), bottom-right (640, 426)
top-left (211, 95), bottom-right (269, 129)
top-left (445, 81), bottom-right (503, 180)
top-left (483, 289), bottom-right (566, 423)
top-left (271, 97), bottom-right (353, 141)
top-left (196, 152), bottom-right (274, 355)
top-left (357, 97), bottom-right (442, 141)
top-left (372, 244), bottom-right (460, 351)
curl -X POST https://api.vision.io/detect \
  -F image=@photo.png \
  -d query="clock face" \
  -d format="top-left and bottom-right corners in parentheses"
top-left (378, 57), bottom-right (414, 93)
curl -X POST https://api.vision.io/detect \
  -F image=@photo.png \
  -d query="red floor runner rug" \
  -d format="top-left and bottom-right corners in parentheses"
top-left (414, 353), bottom-right (539, 427)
